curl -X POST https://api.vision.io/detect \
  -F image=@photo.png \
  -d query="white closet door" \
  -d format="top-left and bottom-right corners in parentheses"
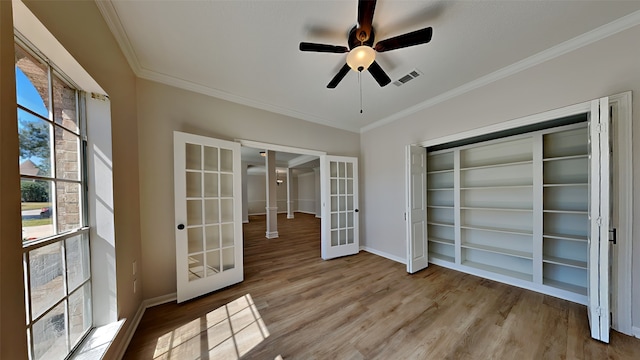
top-left (406, 145), bottom-right (428, 273)
top-left (320, 155), bottom-right (359, 259)
top-left (587, 97), bottom-right (610, 342)
top-left (174, 131), bottom-right (243, 303)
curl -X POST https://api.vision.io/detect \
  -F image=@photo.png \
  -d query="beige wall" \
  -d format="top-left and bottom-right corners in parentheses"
top-left (136, 78), bottom-right (360, 299)
top-left (21, 0), bottom-right (143, 357)
top-left (360, 23), bottom-right (640, 329)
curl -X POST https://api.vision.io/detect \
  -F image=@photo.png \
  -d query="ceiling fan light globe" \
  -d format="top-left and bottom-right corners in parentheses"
top-left (347, 45), bottom-right (375, 72)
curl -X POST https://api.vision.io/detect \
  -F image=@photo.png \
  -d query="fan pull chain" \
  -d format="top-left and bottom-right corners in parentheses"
top-left (359, 71), bottom-right (363, 114)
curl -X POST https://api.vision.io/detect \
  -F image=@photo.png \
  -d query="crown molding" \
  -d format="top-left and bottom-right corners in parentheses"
top-left (95, 0), bottom-right (141, 74)
top-left (361, 9), bottom-right (640, 134)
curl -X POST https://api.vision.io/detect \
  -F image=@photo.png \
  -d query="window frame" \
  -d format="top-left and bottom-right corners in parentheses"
top-left (16, 34), bottom-right (93, 360)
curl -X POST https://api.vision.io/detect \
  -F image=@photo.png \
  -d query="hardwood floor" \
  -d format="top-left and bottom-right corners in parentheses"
top-left (123, 213), bottom-right (640, 359)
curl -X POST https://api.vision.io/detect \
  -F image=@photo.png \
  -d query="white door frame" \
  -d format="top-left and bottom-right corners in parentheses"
top-left (409, 92), bottom-right (633, 336)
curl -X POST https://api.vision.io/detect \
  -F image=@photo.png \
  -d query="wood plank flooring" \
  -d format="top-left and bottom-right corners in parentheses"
top-left (123, 213), bottom-right (640, 359)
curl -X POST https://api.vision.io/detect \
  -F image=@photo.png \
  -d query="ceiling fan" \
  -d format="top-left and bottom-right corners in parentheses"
top-left (299, 0), bottom-right (433, 89)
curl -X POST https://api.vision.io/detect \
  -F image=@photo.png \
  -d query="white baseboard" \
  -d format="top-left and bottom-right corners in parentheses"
top-left (360, 246), bottom-right (406, 264)
top-left (113, 293), bottom-right (177, 358)
top-left (632, 326), bottom-right (640, 339)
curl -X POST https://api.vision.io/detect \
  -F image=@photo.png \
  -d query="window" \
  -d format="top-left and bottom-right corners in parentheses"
top-left (16, 38), bottom-right (92, 360)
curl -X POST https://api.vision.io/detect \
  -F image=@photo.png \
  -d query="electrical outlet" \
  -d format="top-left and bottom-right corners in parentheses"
top-left (133, 260), bottom-right (137, 276)
top-left (133, 279), bottom-right (137, 294)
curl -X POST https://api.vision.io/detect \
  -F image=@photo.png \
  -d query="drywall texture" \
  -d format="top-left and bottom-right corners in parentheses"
top-left (136, 78), bottom-right (360, 299)
top-left (360, 23), bottom-right (640, 330)
top-left (22, 0), bottom-right (143, 357)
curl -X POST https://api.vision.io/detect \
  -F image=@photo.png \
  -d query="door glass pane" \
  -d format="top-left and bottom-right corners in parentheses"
top-left (339, 213), bottom-right (346, 228)
top-left (205, 199), bottom-right (219, 225)
top-left (206, 251), bottom-right (221, 275)
top-left (21, 179), bottom-right (53, 241)
top-left (54, 127), bottom-right (80, 180)
top-left (331, 213), bottom-right (338, 230)
top-left (29, 242), bottom-right (64, 319)
top-left (220, 199), bottom-right (233, 223)
top-left (347, 212), bottom-right (354, 227)
top-left (187, 200), bottom-right (202, 226)
top-left (331, 230), bottom-right (339, 246)
top-left (346, 162), bottom-right (353, 178)
top-left (68, 283), bottom-right (92, 349)
top-left (347, 179), bottom-right (353, 195)
top-left (339, 179), bottom-right (346, 194)
top-left (186, 144), bottom-right (201, 170)
top-left (220, 174), bottom-right (233, 197)
top-left (188, 227), bottom-right (204, 253)
top-left (18, 109), bottom-right (52, 178)
top-left (204, 173), bottom-right (218, 197)
top-left (221, 223), bottom-right (234, 247)
top-left (339, 196), bottom-right (345, 211)
top-left (340, 229), bottom-right (347, 245)
top-left (347, 195), bottom-right (354, 211)
top-left (203, 146), bottom-right (218, 171)
top-left (205, 225), bottom-right (220, 250)
top-left (331, 196), bottom-right (338, 212)
top-left (331, 179), bottom-right (337, 195)
top-left (57, 182), bottom-right (81, 233)
top-left (338, 162), bottom-right (345, 177)
top-left (66, 234), bottom-right (90, 292)
top-left (31, 301), bottom-right (67, 360)
top-left (186, 172), bottom-right (201, 198)
top-left (347, 229), bottom-right (354, 244)
top-left (15, 45), bottom-right (50, 118)
top-left (52, 74), bottom-right (78, 134)
top-left (222, 248), bottom-right (234, 271)
top-left (330, 161), bottom-right (337, 177)
top-left (189, 254), bottom-right (204, 281)
top-left (220, 148), bottom-right (233, 172)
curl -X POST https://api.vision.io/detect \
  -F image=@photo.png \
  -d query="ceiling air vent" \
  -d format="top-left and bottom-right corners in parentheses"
top-left (393, 69), bottom-right (422, 87)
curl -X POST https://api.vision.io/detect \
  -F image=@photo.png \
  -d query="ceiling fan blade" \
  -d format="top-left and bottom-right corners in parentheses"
top-left (327, 63), bottom-right (351, 88)
top-left (368, 60), bottom-right (391, 87)
top-left (299, 42), bottom-right (349, 53)
top-left (357, 0), bottom-right (377, 41)
top-left (374, 27), bottom-right (433, 52)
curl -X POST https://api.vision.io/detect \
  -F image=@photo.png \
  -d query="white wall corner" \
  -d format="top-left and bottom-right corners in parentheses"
top-left (360, 246), bottom-right (406, 265)
top-left (632, 326), bottom-right (640, 339)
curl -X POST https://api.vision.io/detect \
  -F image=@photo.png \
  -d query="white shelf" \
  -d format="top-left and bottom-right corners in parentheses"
top-left (462, 261), bottom-right (533, 282)
top-left (460, 185), bottom-right (533, 190)
top-left (543, 154), bottom-right (588, 162)
top-left (543, 233), bottom-right (587, 242)
top-left (460, 159), bottom-right (533, 171)
top-left (543, 209), bottom-right (588, 215)
top-left (543, 278), bottom-right (588, 296)
top-left (427, 188), bottom-right (454, 191)
top-left (427, 205), bottom-right (454, 209)
top-left (543, 256), bottom-right (587, 269)
top-left (429, 237), bottom-right (454, 246)
top-left (427, 221), bottom-right (454, 228)
top-left (543, 183), bottom-right (587, 187)
top-left (426, 169), bottom-right (454, 175)
top-left (462, 243), bottom-right (532, 260)
top-left (429, 252), bottom-right (454, 263)
top-left (461, 206), bottom-right (532, 212)
top-left (460, 224), bottom-right (532, 236)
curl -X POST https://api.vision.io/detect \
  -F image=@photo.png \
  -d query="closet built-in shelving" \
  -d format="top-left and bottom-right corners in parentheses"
top-left (427, 123), bottom-right (589, 304)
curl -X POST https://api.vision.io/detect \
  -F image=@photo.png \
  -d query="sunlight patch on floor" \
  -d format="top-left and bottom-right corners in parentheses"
top-left (153, 294), bottom-right (272, 359)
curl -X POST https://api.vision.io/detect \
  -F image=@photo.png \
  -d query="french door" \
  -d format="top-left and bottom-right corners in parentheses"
top-left (320, 155), bottom-right (359, 259)
top-left (173, 132), bottom-right (243, 303)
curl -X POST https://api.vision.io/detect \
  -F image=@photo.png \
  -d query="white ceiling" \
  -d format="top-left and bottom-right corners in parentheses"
top-left (98, 1), bottom-right (640, 133)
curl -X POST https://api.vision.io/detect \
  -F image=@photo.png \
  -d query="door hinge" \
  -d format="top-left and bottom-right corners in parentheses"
top-left (609, 228), bottom-right (617, 244)
top-left (596, 217), bottom-right (602, 226)
top-left (404, 212), bottom-right (407, 221)
top-left (595, 307), bottom-right (603, 316)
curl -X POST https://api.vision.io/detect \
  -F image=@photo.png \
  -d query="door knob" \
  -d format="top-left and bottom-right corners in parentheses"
top-left (177, 224), bottom-right (185, 230)
top-left (355, 209), bottom-right (359, 213)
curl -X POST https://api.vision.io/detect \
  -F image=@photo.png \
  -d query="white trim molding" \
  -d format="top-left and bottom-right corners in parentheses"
top-left (361, 246), bottom-right (406, 265)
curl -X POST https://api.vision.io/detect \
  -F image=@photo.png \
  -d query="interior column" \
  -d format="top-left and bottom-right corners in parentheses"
top-left (265, 150), bottom-right (279, 238)
top-left (287, 168), bottom-right (294, 219)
